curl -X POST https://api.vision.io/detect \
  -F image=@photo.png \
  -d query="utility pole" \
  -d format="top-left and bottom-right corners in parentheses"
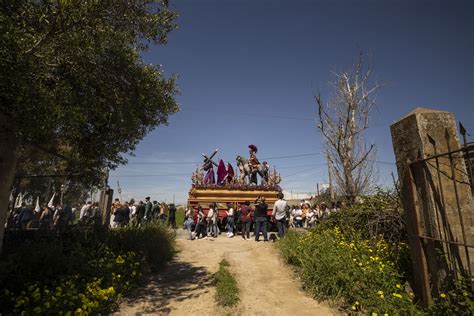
top-left (316, 183), bottom-right (320, 196)
top-left (326, 153), bottom-right (335, 201)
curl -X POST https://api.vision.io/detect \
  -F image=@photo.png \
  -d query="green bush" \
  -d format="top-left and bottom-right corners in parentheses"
top-left (214, 259), bottom-right (239, 307)
top-left (106, 221), bottom-right (176, 270)
top-left (278, 228), bottom-right (421, 315)
top-left (429, 277), bottom-right (474, 315)
top-left (0, 222), bottom-right (175, 314)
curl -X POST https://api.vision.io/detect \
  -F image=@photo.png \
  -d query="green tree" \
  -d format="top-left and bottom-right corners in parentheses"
top-left (0, 0), bottom-right (179, 252)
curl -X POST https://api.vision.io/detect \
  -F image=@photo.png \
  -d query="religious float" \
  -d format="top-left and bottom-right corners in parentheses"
top-left (187, 145), bottom-right (282, 219)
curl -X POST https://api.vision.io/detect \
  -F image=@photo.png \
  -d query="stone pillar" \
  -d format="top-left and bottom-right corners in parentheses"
top-left (99, 188), bottom-right (113, 227)
top-left (391, 108), bottom-right (474, 307)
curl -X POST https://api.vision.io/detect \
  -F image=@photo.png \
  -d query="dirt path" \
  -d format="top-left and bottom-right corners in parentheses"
top-left (118, 231), bottom-right (336, 315)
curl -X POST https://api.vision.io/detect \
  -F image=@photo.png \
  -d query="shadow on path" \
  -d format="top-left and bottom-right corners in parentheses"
top-left (120, 260), bottom-right (213, 315)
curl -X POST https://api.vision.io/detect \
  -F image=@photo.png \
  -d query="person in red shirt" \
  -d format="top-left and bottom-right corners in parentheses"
top-left (239, 201), bottom-right (253, 240)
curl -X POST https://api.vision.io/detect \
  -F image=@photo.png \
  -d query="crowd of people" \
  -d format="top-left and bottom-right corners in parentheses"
top-left (106, 196), bottom-right (177, 228)
top-left (182, 193), bottom-right (340, 241)
top-left (6, 201), bottom-right (86, 231)
top-left (6, 195), bottom-right (179, 231)
top-left (6, 193), bottom-right (340, 239)
top-left (288, 200), bottom-right (341, 228)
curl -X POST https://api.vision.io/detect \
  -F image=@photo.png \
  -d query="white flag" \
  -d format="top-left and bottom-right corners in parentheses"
top-left (35, 197), bottom-right (41, 213)
top-left (48, 192), bottom-right (56, 208)
top-left (15, 192), bottom-right (23, 208)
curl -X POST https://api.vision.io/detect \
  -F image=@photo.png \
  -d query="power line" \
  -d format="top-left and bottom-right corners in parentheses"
top-left (180, 109), bottom-right (315, 121)
top-left (261, 152), bottom-right (322, 160)
top-left (110, 173), bottom-right (189, 178)
top-left (126, 152), bottom-right (323, 165)
top-left (283, 166), bottom-right (324, 179)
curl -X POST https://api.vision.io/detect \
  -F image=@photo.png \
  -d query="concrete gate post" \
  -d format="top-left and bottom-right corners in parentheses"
top-left (99, 188), bottom-right (113, 227)
top-left (391, 108), bottom-right (474, 307)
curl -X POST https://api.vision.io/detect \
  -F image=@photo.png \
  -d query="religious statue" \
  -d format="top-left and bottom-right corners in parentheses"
top-left (224, 162), bottom-right (235, 184)
top-left (216, 159), bottom-right (237, 185)
top-left (236, 144), bottom-right (269, 185)
top-left (201, 149), bottom-right (219, 184)
top-left (217, 159), bottom-right (227, 184)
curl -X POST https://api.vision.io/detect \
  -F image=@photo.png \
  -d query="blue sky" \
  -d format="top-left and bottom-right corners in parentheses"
top-left (109, 0), bottom-right (474, 204)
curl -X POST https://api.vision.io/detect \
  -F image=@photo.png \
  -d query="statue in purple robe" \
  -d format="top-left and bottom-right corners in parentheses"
top-left (217, 159), bottom-right (227, 185)
top-left (201, 149), bottom-right (219, 185)
top-left (203, 159), bottom-right (215, 184)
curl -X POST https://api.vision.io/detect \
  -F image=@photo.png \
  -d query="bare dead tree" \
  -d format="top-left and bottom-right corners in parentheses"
top-left (316, 53), bottom-right (382, 202)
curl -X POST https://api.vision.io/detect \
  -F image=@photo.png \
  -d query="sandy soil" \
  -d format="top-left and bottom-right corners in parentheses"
top-left (118, 230), bottom-right (336, 316)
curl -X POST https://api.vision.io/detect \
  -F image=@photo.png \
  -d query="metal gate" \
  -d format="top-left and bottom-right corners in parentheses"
top-left (405, 123), bottom-right (473, 305)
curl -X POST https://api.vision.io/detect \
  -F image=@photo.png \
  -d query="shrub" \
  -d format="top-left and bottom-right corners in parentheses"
top-left (105, 221), bottom-right (176, 270)
top-left (278, 228), bottom-right (421, 315)
top-left (0, 222), bottom-right (175, 314)
top-left (429, 277), bottom-right (474, 315)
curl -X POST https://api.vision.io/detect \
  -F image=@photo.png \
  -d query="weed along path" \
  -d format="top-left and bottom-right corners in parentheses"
top-left (118, 232), bottom-right (336, 315)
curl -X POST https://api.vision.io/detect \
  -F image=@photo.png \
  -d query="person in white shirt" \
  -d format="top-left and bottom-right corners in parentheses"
top-left (79, 201), bottom-right (92, 221)
top-left (307, 208), bottom-right (317, 227)
top-left (184, 206), bottom-right (195, 240)
top-left (207, 204), bottom-right (218, 238)
top-left (226, 203), bottom-right (235, 237)
top-left (294, 208), bottom-right (303, 227)
top-left (272, 192), bottom-right (288, 237)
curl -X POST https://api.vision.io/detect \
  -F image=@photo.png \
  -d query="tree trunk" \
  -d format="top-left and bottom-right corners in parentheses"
top-left (0, 114), bottom-right (19, 254)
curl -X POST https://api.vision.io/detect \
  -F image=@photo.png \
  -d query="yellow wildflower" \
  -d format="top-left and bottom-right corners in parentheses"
top-left (440, 293), bottom-right (446, 298)
top-left (372, 313), bottom-right (378, 316)
top-left (396, 284), bottom-right (401, 289)
top-left (116, 255), bottom-right (125, 264)
top-left (377, 290), bottom-right (384, 295)
top-left (351, 306), bottom-right (356, 310)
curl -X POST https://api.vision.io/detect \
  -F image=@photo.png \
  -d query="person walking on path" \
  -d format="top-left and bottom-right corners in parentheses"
top-left (194, 205), bottom-right (207, 239)
top-left (79, 201), bottom-right (92, 222)
top-left (240, 201), bottom-right (252, 240)
top-left (226, 203), bottom-right (235, 238)
top-left (272, 192), bottom-right (288, 238)
top-left (207, 203), bottom-right (219, 238)
top-left (168, 203), bottom-right (177, 228)
top-left (184, 206), bottom-right (195, 240)
top-left (144, 197), bottom-right (153, 222)
top-left (254, 196), bottom-right (268, 242)
top-left (152, 201), bottom-right (160, 220)
top-left (18, 203), bottom-right (34, 229)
